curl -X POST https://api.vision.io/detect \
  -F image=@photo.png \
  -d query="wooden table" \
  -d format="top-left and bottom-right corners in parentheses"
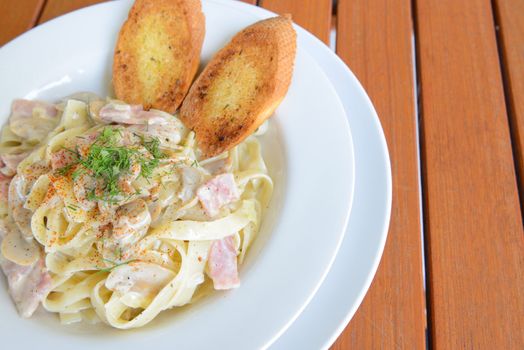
top-left (2, 0), bottom-right (523, 348)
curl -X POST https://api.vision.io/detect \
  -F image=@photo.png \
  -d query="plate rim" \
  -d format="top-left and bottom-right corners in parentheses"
top-left (221, 1), bottom-right (392, 348)
top-left (0, 1), bottom-right (357, 348)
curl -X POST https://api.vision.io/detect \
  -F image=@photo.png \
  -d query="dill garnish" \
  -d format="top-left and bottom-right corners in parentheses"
top-left (96, 258), bottom-right (137, 272)
top-left (66, 204), bottom-right (78, 211)
top-left (141, 135), bottom-right (164, 159)
top-left (56, 162), bottom-right (75, 176)
top-left (56, 127), bottom-right (166, 203)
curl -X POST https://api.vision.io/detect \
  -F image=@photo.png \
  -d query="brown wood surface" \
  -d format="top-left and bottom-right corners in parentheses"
top-left (38, 0), bottom-right (108, 24)
top-left (5, 0), bottom-right (524, 348)
top-left (38, 0), bottom-right (256, 24)
top-left (259, 0), bottom-right (332, 45)
top-left (493, 0), bottom-right (524, 201)
top-left (0, 0), bottom-right (45, 45)
top-left (332, 0), bottom-right (426, 348)
top-left (415, 0), bottom-right (524, 348)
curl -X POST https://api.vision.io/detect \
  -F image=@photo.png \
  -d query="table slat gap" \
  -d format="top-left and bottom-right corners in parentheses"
top-left (38, 0), bottom-right (108, 24)
top-left (333, 0), bottom-right (427, 348)
top-left (411, 2), bottom-right (433, 350)
top-left (492, 0), bottom-right (524, 218)
top-left (415, 0), bottom-right (524, 348)
top-left (34, 0), bottom-right (50, 27)
top-left (0, 0), bottom-right (46, 46)
top-left (259, 0), bottom-right (332, 45)
top-left (330, 13), bottom-right (337, 52)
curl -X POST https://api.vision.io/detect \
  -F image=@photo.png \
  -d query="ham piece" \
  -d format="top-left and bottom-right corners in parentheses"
top-left (207, 236), bottom-right (240, 290)
top-left (197, 174), bottom-right (239, 217)
top-left (0, 224), bottom-right (51, 318)
top-left (99, 103), bottom-right (167, 125)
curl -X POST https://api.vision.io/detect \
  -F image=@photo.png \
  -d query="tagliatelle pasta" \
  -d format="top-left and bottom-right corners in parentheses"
top-left (0, 95), bottom-right (272, 329)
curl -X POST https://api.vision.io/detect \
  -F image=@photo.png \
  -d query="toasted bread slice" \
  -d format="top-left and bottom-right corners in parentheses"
top-left (113, 0), bottom-right (205, 113)
top-left (179, 16), bottom-right (296, 157)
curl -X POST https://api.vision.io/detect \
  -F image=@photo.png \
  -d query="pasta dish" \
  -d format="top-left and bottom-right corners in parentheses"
top-left (0, 95), bottom-right (272, 328)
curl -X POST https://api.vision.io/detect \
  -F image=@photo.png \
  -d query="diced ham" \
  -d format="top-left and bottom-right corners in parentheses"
top-left (9, 99), bottom-right (58, 140)
top-left (0, 256), bottom-right (52, 318)
top-left (197, 173), bottom-right (240, 217)
top-left (207, 236), bottom-right (240, 290)
top-left (127, 118), bottom-right (186, 148)
top-left (50, 149), bottom-right (76, 170)
top-left (0, 217), bottom-right (50, 317)
top-left (0, 152), bottom-right (29, 176)
top-left (11, 99), bottom-right (57, 120)
top-left (99, 103), bottom-right (168, 125)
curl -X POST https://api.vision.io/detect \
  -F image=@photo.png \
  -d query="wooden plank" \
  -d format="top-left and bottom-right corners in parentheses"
top-left (38, 0), bottom-right (108, 24)
top-left (0, 0), bottom-right (45, 45)
top-left (259, 0), bottom-right (332, 45)
top-left (332, 0), bottom-right (426, 348)
top-left (38, 1), bottom-right (256, 24)
top-left (493, 0), bottom-right (524, 201)
top-left (415, 0), bottom-right (524, 348)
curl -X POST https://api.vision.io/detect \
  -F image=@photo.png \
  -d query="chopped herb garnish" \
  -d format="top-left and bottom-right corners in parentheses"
top-left (66, 204), bottom-right (78, 211)
top-left (191, 159), bottom-right (200, 168)
top-left (142, 135), bottom-right (165, 159)
top-left (98, 127), bottom-right (122, 144)
top-left (138, 157), bottom-right (159, 179)
top-left (96, 258), bottom-right (137, 273)
top-left (56, 163), bottom-right (75, 176)
top-left (62, 146), bottom-right (81, 157)
top-left (56, 127), bottom-right (166, 203)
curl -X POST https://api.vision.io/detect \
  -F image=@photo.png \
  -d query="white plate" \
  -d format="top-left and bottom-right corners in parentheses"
top-left (272, 20), bottom-right (393, 350)
top-left (0, 1), bottom-right (354, 349)
top-left (214, 1), bottom-right (392, 349)
top-left (223, 4), bottom-right (391, 349)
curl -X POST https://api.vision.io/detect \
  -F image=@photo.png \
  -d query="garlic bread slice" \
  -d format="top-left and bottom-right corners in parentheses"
top-left (113, 0), bottom-right (205, 113)
top-left (180, 16), bottom-right (297, 157)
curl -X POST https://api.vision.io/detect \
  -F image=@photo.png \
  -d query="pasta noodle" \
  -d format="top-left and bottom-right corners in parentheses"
top-left (0, 96), bottom-right (272, 328)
